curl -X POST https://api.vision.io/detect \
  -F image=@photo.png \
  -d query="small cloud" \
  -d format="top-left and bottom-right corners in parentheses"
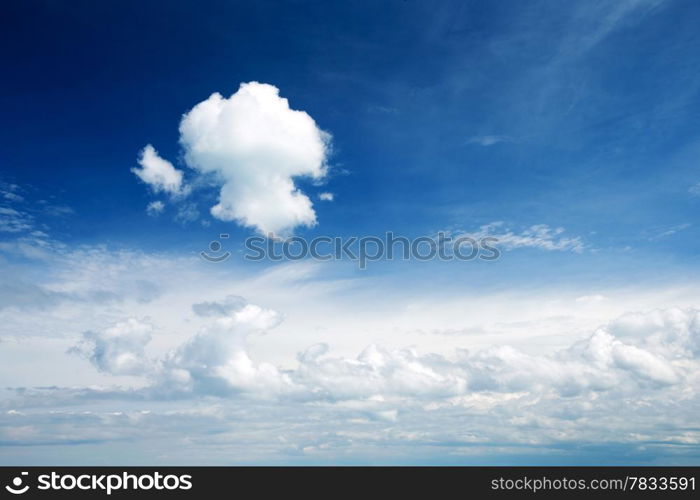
top-left (132, 144), bottom-right (186, 196)
top-left (2, 191), bottom-right (23, 202)
top-left (689, 183), bottom-right (700, 196)
top-left (467, 135), bottom-right (516, 146)
top-left (645, 223), bottom-right (691, 241)
top-left (457, 222), bottom-right (585, 253)
top-left (318, 192), bottom-right (334, 202)
top-left (175, 202), bottom-right (199, 224)
top-left (146, 201), bottom-right (165, 216)
top-left (0, 182), bottom-right (24, 202)
top-left (0, 207), bottom-right (33, 233)
top-left (43, 205), bottom-right (74, 217)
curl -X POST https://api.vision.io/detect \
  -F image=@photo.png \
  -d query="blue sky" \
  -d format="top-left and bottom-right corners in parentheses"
top-left (3, 0), bottom-right (700, 254)
top-left (1, 0), bottom-right (700, 465)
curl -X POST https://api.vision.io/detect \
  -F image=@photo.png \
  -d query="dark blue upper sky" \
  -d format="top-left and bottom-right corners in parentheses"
top-left (2, 0), bottom-right (700, 271)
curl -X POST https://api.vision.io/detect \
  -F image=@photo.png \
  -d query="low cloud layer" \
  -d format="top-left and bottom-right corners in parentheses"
top-left (71, 298), bottom-right (700, 405)
top-left (1, 208), bottom-right (697, 464)
top-left (4, 300), bottom-right (693, 464)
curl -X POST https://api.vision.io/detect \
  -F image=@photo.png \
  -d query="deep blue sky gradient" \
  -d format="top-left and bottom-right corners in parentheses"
top-left (2, 0), bottom-right (700, 281)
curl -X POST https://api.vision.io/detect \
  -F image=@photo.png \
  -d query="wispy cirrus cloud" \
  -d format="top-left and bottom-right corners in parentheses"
top-left (451, 222), bottom-right (585, 253)
top-left (146, 200), bottom-right (165, 217)
top-left (0, 207), bottom-right (33, 233)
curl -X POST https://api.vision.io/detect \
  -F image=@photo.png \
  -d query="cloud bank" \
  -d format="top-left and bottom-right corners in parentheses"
top-left (71, 297), bottom-right (700, 404)
top-left (8, 298), bottom-right (688, 464)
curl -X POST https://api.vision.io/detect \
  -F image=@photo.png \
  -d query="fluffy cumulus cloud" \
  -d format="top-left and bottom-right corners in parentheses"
top-left (133, 83), bottom-right (331, 234)
top-left (70, 318), bottom-right (153, 376)
top-left (178, 82), bottom-right (331, 235)
top-left (69, 297), bottom-right (291, 395)
top-left (67, 298), bottom-right (700, 405)
top-left (159, 303), bottom-right (291, 397)
top-left (131, 145), bottom-right (186, 196)
top-left (292, 311), bottom-right (695, 400)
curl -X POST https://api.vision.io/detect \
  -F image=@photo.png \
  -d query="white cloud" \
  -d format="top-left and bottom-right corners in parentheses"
top-left (146, 201), bottom-right (165, 216)
top-left (318, 192), bottom-right (334, 201)
top-left (0, 182), bottom-right (24, 203)
top-left (179, 82), bottom-right (331, 236)
top-left (66, 298), bottom-right (699, 403)
top-left (159, 302), bottom-right (292, 397)
top-left (69, 318), bottom-right (153, 376)
top-left (1, 192), bottom-right (23, 203)
top-left (36, 301), bottom-right (700, 464)
top-left (497, 225), bottom-right (584, 252)
top-left (0, 207), bottom-right (33, 233)
top-left (605, 308), bottom-right (700, 358)
top-left (290, 311), bottom-right (691, 400)
top-left (455, 222), bottom-right (585, 253)
top-left (131, 145), bottom-right (185, 196)
top-left (645, 223), bottom-right (691, 241)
